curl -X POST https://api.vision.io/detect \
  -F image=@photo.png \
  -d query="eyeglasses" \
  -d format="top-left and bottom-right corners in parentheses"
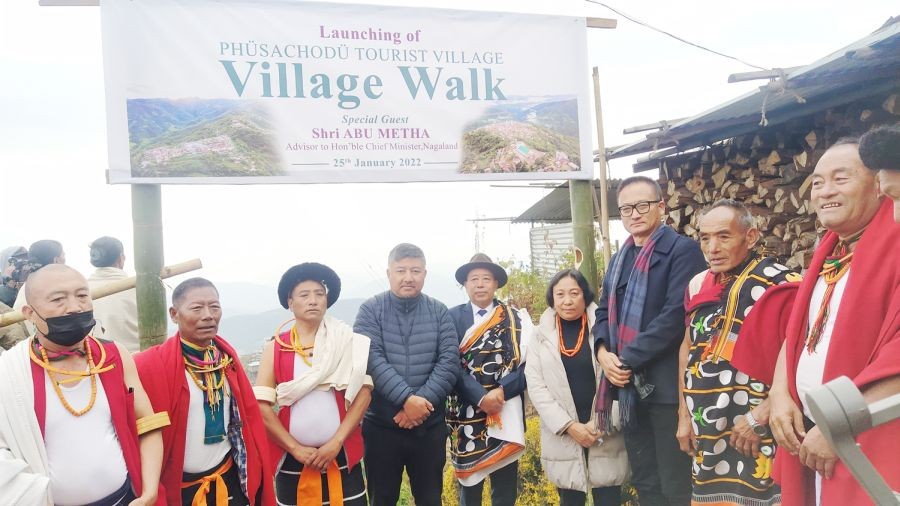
top-left (618, 200), bottom-right (660, 217)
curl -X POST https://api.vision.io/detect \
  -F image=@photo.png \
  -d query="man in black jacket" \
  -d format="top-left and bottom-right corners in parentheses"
top-left (593, 176), bottom-right (707, 506)
top-left (354, 243), bottom-right (459, 506)
top-left (447, 254), bottom-right (529, 506)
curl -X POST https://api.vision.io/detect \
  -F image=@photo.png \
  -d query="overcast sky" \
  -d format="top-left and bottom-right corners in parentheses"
top-left (1, 0), bottom-right (895, 307)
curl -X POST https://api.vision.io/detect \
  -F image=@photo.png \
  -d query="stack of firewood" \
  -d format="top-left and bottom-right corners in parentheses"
top-left (657, 93), bottom-right (899, 270)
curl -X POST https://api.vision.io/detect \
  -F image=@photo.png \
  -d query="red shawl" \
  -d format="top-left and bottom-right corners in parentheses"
top-left (31, 338), bottom-right (163, 504)
top-left (731, 282), bottom-right (800, 386)
top-left (270, 330), bottom-right (364, 473)
top-left (775, 199), bottom-right (900, 506)
top-left (134, 334), bottom-right (274, 506)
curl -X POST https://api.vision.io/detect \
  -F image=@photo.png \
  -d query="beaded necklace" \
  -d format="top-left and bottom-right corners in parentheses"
top-left (557, 313), bottom-right (587, 357)
top-left (806, 229), bottom-right (864, 352)
top-left (180, 338), bottom-right (233, 412)
top-left (29, 336), bottom-right (114, 417)
top-left (273, 318), bottom-right (316, 366)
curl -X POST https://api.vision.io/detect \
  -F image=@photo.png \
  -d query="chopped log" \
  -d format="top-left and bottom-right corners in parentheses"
top-left (712, 164), bottom-right (729, 187)
top-left (884, 94), bottom-right (899, 115)
top-left (794, 151), bottom-right (808, 170)
top-left (805, 130), bottom-right (818, 150)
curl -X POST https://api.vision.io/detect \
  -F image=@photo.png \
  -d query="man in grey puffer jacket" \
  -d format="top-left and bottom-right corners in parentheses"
top-left (354, 243), bottom-right (460, 506)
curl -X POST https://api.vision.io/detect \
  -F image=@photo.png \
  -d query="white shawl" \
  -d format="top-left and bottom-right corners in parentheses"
top-left (0, 340), bottom-right (52, 505)
top-left (275, 316), bottom-right (372, 407)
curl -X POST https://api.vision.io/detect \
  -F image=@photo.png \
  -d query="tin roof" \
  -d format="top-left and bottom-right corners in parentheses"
top-left (609, 18), bottom-right (900, 166)
top-left (513, 179), bottom-right (621, 223)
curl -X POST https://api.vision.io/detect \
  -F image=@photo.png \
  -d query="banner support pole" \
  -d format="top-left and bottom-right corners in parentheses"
top-left (132, 184), bottom-right (167, 350)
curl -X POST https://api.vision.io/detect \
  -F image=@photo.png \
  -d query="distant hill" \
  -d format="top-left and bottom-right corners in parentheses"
top-left (127, 99), bottom-right (283, 177)
top-left (218, 298), bottom-right (365, 355)
top-left (464, 96), bottom-right (580, 137)
top-left (460, 121), bottom-right (581, 173)
top-left (127, 98), bottom-right (239, 140)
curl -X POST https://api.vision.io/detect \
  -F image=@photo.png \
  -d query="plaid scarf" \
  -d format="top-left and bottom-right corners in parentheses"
top-left (596, 224), bottom-right (667, 432)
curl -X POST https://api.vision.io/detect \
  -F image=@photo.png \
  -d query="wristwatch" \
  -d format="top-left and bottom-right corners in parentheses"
top-left (745, 410), bottom-right (768, 437)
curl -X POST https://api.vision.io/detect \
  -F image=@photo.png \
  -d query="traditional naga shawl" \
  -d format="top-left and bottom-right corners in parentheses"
top-left (685, 254), bottom-right (801, 365)
top-left (447, 304), bottom-right (527, 486)
top-left (684, 255), bottom-right (799, 506)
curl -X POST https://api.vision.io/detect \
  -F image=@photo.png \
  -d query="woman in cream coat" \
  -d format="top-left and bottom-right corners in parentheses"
top-left (525, 269), bottom-right (629, 505)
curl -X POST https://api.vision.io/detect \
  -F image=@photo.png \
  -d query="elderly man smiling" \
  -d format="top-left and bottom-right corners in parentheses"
top-left (768, 138), bottom-right (900, 506)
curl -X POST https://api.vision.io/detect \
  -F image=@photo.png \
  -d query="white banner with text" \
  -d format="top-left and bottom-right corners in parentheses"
top-left (102, 0), bottom-right (593, 184)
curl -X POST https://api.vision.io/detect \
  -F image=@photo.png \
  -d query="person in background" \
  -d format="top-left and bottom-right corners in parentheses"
top-left (87, 236), bottom-right (140, 353)
top-left (0, 245), bottom-right (27, 306)
top-left (14, 239), bottom-right (66, 336)
top-left (0, 246), bottom-right (29, 351)
top-left (526, 269), bottom-right (629, 506)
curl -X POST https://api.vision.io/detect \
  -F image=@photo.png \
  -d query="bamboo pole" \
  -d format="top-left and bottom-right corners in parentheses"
top-left (592, 67), bottom-right (613, 266)
top-left (570, 180), bottom-right (599, 295)
top-left (0, 258), bottom-right (202, 328)
top-left (132, 184), bottom-right (167, 350)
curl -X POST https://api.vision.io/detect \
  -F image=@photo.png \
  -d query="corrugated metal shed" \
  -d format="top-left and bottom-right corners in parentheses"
top-left (609, 18), bottom-right (900, 166)
top-left (513, 179), bottom-right (622, 223)
top-left (529, 224), bottom-right (576, 275)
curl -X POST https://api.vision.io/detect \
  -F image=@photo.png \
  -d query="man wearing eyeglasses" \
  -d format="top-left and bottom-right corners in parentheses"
top-left (593, 176), bottom-right (706, 506)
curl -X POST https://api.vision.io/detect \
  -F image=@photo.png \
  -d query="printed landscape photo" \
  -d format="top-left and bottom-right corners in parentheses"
top-left (459, 96), bottom-right (582, 174)
top-left (127, 98), bottom-right (283, 177)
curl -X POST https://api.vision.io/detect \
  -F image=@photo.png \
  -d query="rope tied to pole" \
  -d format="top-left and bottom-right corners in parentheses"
top-left (759, 68), bottom-right (807, 127)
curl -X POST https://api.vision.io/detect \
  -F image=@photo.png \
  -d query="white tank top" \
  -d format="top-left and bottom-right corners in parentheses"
top-left (288, 357), bottom-right (341, 448)
top-left (44, 371), bottom-right (128, 505)
top-left (796, 270), bottom-right (850, 420)
top-left (183, 370), bottom-right (232, 473)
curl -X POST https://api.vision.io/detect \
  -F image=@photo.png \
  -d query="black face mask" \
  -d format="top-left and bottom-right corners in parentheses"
top-left (33, 309), bottom-right (96, 347)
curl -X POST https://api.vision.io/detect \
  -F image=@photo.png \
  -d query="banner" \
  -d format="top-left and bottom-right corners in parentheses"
top-left (101, 0), bottom-right (593, 184)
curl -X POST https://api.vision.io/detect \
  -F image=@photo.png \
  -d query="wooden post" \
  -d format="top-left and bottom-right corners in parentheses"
top-left (132, 184), bottom-right (167, 350)
top-left (570, 180), bottom-right (598, 294)
top-left (592, 67), bottom-right (613, 266)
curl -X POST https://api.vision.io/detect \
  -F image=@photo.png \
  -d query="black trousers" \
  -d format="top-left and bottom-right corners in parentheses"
top-left (362, 421), bottom-right (447, 506)
top-left (623, 402), bottom-right (692, 506)
top-left (558, 485), bottom-right (621, 506)
top-left (458, 460), bottom-right (518, 506)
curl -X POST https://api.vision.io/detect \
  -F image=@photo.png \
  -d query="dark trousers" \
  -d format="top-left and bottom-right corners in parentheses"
top-left (558, 485), bottom-right (621, 506)
top-left (459, 460), bottom-right (518, 506)
top-left (624, 402), bottom-right (692, 506)
top-left (363, 421), bottom-right (447, 506)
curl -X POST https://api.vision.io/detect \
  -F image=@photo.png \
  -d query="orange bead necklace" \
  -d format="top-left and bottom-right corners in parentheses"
top-left (557, 313), bottom-right (587, 357)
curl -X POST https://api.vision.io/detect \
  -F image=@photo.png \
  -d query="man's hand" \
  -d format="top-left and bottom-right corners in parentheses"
top-left (394, 410), bottom-right (416, 429)
top-left (128, 494), bottom-right (157, 506)
top-left (799, 426), bottom-right (838, 479)
top-left (676, 412), bottom-right (697, 456)
top-left (769, 388), bottom-right (806, 455)
top-left (479, 388), bottom-right (505, 415)
top-left (310, 438), bottom-right (342, 472)
top-left (596, 346), bottom-right (632, 387)
top-left (290, 444), bottom-right (318, 466)
top-left (730, 414), bottom-right (762, 457)
top-left (403, 395), bottom-right (434, 421)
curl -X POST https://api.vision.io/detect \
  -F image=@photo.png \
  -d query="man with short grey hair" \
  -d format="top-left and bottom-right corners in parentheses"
top-left (354, 243), bottom-right (459, 506)
top-left (678, 198), bottom-right (800, 506)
